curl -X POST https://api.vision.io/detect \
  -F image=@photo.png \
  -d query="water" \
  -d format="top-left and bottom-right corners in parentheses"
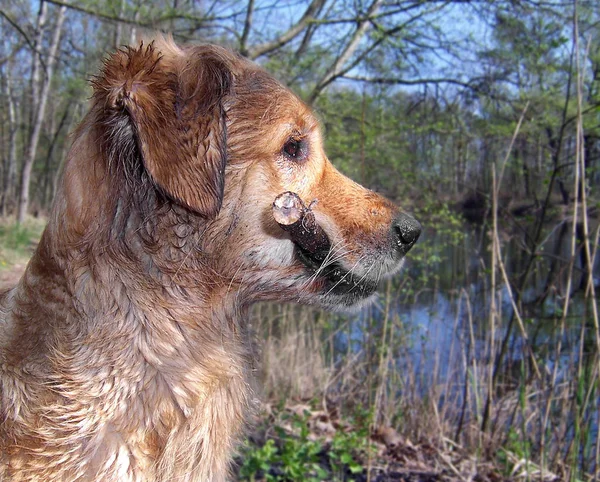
top-left (389, 220), bottom-right (599, 382)
top-left (328, 218), bottom-right (600, 470)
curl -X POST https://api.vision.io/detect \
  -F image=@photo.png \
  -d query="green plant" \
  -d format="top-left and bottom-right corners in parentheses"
top-left (496, 426), bottom-right (532, 476)
top-left (328, 429), bottom-right (367, 479)
top-left (276, 413), bottom-right (327, 481)
top-left (239, 413), bottom-right (327, 481)
top-left (238, 409), bottom-right (376, 481)
top-left (239, 439), bottom-right (279, 481)
top-left (0, 218), bottom-right (45, 269)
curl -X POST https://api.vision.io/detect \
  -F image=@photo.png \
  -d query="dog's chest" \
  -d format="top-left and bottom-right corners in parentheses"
top-left (81, 355), bottom-right (248, 481)
top-left (82, 385), bottom-right (197, 480)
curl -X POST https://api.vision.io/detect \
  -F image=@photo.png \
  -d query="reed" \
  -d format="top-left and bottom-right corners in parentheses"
top-left (249, 91), bottom-right (599, 477)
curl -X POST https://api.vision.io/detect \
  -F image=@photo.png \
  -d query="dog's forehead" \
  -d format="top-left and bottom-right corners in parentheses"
top-left (234, 68), bottom-right (291, 103)
top-left (231, 69), bottom-right (318, 133)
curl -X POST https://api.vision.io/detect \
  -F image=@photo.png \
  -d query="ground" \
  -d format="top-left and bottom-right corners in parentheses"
top-left (0, 263), bottom-right (25, 290)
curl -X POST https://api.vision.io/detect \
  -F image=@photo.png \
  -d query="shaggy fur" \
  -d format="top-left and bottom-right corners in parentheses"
top-left (0, 38), bottom-right (419, 481)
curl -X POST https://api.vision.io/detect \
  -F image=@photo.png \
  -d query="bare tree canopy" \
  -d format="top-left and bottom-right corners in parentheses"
top-left (0, 0), bottom-right (598, 221)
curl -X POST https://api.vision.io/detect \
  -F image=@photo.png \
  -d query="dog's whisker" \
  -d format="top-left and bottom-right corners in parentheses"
top-left (305, 241), bottom-right (357, 279)
top-left (302, 243), bottom-right (356, 288)
top-left (354, 261), bottom-right (378, 289)
top-left (321, 255), bottom-right (369, 299)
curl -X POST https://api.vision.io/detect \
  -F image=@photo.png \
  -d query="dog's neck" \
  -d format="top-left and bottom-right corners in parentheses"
top-left (39, 169), bottom-right (253, 368)
top-left (4, 156), bottom-right (254, 479)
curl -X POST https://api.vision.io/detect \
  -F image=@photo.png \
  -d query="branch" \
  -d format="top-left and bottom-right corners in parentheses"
top-left (305, 2), bottom-right (434, 26)
top-left (338, 1), bottom-right (451, 78)
top-left (239, 0), bottom-right (254, 56)
top-left (294, 0), bottom-right (328, 60)
top-left (44, 0), bottom-right (217, 30)
top-left (308, 0), bottom-right (383, 103)
top-left (0, 40), bottom-right (26, 67)
top-left (0, 10), bottom-right (36, 52)
top-left (342, 75), bottom-right (476, 88)
top-left (246, 0), bottom-right (326, 60)
top-left (307, 0), bottom-right (456, 102)
top-left (45, 0), bottom-right (143, 26)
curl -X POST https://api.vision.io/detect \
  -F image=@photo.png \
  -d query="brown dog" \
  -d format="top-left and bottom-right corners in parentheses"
top-left (0, 37), bottom-right (420, 481)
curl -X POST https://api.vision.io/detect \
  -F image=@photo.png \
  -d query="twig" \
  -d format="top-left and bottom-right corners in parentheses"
top-left (272, 191), bottom-right (330, 257)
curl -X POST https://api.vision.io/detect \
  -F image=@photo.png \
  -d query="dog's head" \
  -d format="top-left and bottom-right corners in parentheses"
top-left (86, 38), bottom-right (420, 309)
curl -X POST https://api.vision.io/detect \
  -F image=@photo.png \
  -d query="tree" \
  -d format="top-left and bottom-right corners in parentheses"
top-left (1, 0), bottom-right (599, 218)
top-left (17, 1), bottom-right (66, 222)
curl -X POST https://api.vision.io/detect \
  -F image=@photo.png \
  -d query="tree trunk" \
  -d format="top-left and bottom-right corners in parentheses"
top-left (113, 0), bottom-right (125, 49)
top-left (17, 2), bottom-right (66, 223)
top-left (1, 63), bottom-right (19, 216)
top-left (520, 138), bottom-right (531, 198)
top-left (29, 2), bottom-right (47, 132)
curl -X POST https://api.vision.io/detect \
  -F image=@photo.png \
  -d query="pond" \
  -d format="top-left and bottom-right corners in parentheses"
top-left (323, 217), bottom-right (600, 472)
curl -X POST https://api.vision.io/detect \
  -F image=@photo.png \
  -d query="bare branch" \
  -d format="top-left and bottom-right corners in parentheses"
top-left (0, 40), bottom-right (26, 67)
top-left (294, 0), bottom-right (328, 59)
top-left (341, 75), bottom-right (476, 88)
top-left (246, 0), bottom-right (326, 60)
top-left (0, 10), bottom-right (36, 52)
top-left (239, 0), bottom-right (254, 56)
top-left (309, 1), bottom-right (454, 102)
top-left (308, 0), bottom-right (384, 103)
top-left (44, 0), bottom-right (217, 31)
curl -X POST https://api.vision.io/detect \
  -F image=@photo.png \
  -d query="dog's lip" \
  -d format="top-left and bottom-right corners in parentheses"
top-left (294, 245), bottom-right (378, 298)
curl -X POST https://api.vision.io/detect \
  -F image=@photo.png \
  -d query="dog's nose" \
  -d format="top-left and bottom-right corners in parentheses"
top-left (392, 212), bottom-right (421, 255)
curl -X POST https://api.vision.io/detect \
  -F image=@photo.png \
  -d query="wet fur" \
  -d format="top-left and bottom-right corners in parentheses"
top-left (0, 38), bottom-right (407, 481)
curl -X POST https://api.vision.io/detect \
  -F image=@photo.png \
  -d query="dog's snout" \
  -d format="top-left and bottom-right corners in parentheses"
top-left (392, 212), bottom-right (421, 255)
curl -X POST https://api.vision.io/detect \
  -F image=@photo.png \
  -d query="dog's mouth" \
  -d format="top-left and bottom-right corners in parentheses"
top-left (295, 244), bottom-right (378, 299)
top-left (271, 191), bottom-right (379, 303)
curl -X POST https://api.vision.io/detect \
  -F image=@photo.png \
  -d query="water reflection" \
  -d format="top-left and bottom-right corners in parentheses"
top-left (333, 219), bottom-right (599, 416)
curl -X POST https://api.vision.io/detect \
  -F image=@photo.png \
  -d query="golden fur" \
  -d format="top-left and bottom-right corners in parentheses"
top-left (0, 38), bottom-right (420, 481)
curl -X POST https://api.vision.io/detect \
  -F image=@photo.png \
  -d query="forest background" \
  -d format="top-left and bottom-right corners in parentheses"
top-left (1, 0), bottom-right (599, 480)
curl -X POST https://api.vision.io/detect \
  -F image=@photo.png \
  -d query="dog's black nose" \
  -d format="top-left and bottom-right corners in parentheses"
top-left (392, 212), bottom-right (421, 255)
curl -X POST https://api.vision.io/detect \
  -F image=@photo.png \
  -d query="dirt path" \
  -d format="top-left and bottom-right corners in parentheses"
top-left (0, 264), bottom-right (26, 290)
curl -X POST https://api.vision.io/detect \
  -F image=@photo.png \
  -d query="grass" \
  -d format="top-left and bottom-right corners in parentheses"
top-left (0, 217), bottom-right (46, 271)
top-left (0, 194), bottom-right (597, 481)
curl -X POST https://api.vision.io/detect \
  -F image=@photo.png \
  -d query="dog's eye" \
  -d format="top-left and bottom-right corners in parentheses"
top-left (282, 138), bottom-right (307, 162)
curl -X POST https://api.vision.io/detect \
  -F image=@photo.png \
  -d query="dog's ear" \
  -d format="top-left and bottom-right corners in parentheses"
top-left (93, 41), bottom-right (231, 218)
